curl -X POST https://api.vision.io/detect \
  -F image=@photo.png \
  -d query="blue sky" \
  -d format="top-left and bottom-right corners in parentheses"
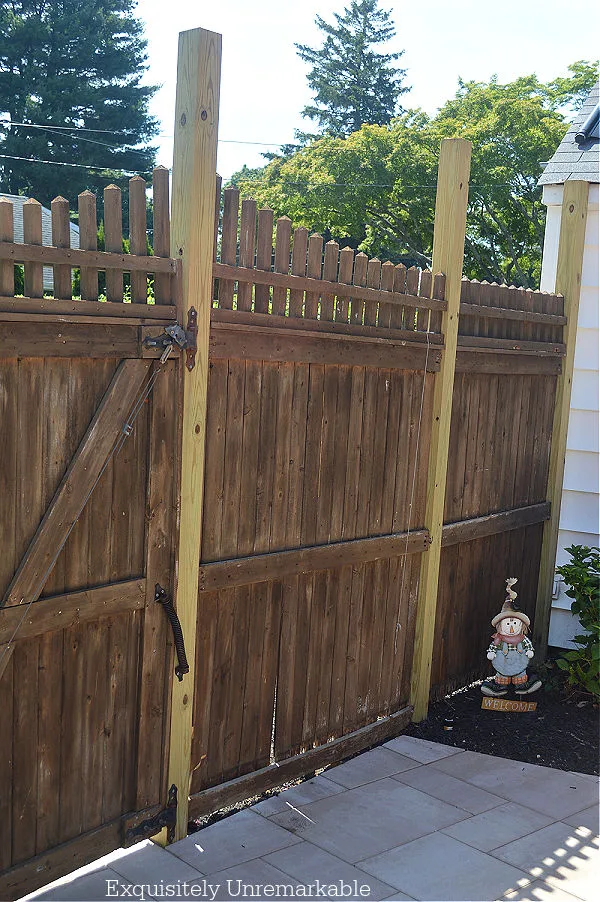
top-left (136, 0), bottom-right (599, 179)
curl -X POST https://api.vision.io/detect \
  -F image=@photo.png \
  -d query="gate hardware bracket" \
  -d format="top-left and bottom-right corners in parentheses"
top-left (155, 583), bottom-right (190, 681)
top-left (124, 785), bottom-right (178, 845)
top-left (143, 307), bottom-right (198, 371)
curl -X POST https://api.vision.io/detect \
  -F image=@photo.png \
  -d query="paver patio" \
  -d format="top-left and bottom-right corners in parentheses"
top-left (23, 738), bottom-right (599, 902)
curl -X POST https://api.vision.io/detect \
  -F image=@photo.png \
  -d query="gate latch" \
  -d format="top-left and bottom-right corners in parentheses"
top-left (143, 307), bottom-right (198, 371)
top-left (124, 784), bottom-right (178, 844)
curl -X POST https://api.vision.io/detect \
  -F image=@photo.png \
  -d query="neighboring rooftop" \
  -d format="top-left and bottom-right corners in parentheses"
top-left (539, 81), bottom-right (600, 185)
top-left (0, 193), bottom-right (80, 290)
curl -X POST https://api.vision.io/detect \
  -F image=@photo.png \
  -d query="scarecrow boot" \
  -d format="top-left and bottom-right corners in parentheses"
top-left (515, 675), bottom-right (542, 695)
top-left (481, 677), bottom-right (509, 697)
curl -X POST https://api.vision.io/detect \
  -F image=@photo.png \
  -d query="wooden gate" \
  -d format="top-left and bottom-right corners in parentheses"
top-left (0, 171), bottom-right (181, 898)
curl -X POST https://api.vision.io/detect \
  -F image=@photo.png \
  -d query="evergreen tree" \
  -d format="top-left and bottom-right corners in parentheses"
top-left (295, 0), bottom-right (408, 138)
top-left (0, 0), bottom-right (158, 205)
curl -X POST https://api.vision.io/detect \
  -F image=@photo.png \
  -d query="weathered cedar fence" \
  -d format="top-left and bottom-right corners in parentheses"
top-left (0, 26), bottom-right (588, 902)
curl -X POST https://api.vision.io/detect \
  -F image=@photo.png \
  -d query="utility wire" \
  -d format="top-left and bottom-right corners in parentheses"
top-left (0, 152), bottom-right (151, 175)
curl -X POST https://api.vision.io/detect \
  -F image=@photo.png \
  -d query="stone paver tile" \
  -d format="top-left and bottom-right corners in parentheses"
top-left (493, 822), bottom-right (599, 892)
top-left (498, 877), bottom-right (589, 901)
top-left (392, 763), bottom-right (505, 814)
top-left (110, 840), bottom-right (205, 884)
top-left (269, 777), bottom-right (469, 863)
top-left (167, 809), bottom-right (301, 874)
top-left (383, 735), bottom-right (464, 764)
top-left (29, 868), bottom-right (130, 901)
top-left (323, 747), bottom-right (420, 788)
top-left (431, 752), bottom-right (597, 818)
top-left (442, 802), bottom-right (554, 852)
top-left (358, 832), bottom-right (531, 901)
top-left (264, 840), bottom-right (397, 899)
top-left (564, 804), bottom-right (600, 835)
top-left (252, 776), bottom-right (344, 816)
top-left (431, 750), bottom-right (551, 787)
top-left (186, 860), bottom-right (304, 901)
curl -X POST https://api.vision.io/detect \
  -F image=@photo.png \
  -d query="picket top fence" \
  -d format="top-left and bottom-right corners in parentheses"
top-left (0, 168), bottom-right (179, 320)
top-left (0, 171), bottom-right (566, 360)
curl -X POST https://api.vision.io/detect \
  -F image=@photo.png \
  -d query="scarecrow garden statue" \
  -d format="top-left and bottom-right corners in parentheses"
top-left (481, 578), bottom-right (542, 697)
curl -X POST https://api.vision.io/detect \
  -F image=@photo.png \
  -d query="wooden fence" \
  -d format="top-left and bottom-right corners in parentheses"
top-left (0, 26), bottom-right (587, 901)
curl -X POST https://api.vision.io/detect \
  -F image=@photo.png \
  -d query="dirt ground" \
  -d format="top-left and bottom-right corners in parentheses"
top-left (407, 675), bottom-right (599, 776)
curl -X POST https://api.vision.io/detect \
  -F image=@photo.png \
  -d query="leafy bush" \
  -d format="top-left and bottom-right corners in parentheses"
top-left (555, 545), bottom-right (600, 700)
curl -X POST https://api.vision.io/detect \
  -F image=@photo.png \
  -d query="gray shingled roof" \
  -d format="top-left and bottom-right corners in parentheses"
top-left (0, 194), bottom-right (79, 290)
top-left (539, 82), bottom-right (600, 185)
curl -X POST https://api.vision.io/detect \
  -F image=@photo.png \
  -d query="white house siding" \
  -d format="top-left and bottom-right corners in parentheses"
top-left (540, 183), bottom-right (599, 648)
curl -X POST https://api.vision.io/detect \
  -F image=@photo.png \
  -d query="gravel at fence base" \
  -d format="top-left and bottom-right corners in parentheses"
top-left (406, 680), bottom-right (599, 776)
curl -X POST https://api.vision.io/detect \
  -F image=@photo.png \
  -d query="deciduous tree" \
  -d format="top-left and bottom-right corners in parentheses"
top-left (232, 64), bottom-right (597, 287)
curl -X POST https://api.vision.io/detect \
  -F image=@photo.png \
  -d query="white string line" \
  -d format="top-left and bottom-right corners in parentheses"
top-left (0, 362), bottom-right (164, 671)
top-left (395, 320), bottom-right (432, 656)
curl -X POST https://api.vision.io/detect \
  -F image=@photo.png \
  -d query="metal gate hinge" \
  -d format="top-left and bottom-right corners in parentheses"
top-left (143, 307), bottom-right (198, 371)
top-left (124, 784), bottom-right (178, 844)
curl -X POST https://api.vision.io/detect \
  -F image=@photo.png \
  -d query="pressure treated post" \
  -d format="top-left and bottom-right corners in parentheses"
top-left (533, 181), bottom-right (589, 657)
top-left (409, 139), bottom-right (471, 723)
top-left (165, 27), bottom-right (221, 842)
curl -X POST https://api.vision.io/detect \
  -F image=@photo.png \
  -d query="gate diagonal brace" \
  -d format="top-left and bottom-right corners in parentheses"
top-left (143, 307), bottom-right (198, 370)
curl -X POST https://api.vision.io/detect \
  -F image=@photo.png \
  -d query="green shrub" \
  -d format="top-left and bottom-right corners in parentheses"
top-left (555, 545), bottom-right (600, 700)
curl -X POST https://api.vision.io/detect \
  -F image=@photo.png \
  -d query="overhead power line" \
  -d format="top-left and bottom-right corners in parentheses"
top-left (0, 152), bottom-right (151, 175)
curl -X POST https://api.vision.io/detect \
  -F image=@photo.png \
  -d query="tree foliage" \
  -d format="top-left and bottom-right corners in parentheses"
top-left (0, 0), bottom-right (158, 206)
top-left (232, 63), bottom-right (598, 287)
top-left (295, 0), bottom-right (408, 138)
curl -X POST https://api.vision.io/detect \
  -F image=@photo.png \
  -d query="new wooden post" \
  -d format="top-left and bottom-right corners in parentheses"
top-left (533, 180), bottom-right (589, 656)
top-left (165, 27), bottom-right (221, 842)
top-left (409, 139), bottom-right (471, 723)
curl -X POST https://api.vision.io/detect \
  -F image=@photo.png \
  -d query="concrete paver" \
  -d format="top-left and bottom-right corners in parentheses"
top-left (323, 747), bottom-right (421, 789)
top-left (268, 777), bottom-right (470, 862)
top-left (22, 740), bottom-right (599, 902)
top-left (357, 832), bottom-right (532, 901)
top-left (441, 802), bottom-right (554, 852)
top-left (391, 763), bottom-right (507, 814)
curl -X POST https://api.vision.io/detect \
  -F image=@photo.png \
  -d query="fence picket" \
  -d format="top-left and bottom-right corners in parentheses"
top-left (219, 188), bottom-right (239, 309)
top-left (289, 227), bottom-right (308, 318)
top-left (23, 199), bottom-right (43, 299)
top-left (78, 191), bottom-right (98, 301)
top-left (0, 198), bottom-right (14, 296)
top-left (50, 197), bottom-right (71, 301)
top-left (129, 177), bottom-right (147, 304)
top-left (153, 167), bottom-right (171, 305)
top-left (403, 266), bottom-right (419, 330)
top-left (237, 199), bottom-right (257, 312)
top-left (255, 208), bottom-right (274, 314)
top-left (104, 185), bottom-right (123, 302)
top-left (272, 217), bottom-right (292, 316)
top-left (378, 260), bottom-right (394, 328)
top-left (335, 246), bottom-right (354, 324)
top-left (321, 241), bottom-right (339, 321)
top-left (304, 234), bottom-right (323, 320)
top-left (364, 257), bottom-right (381, 326)
top-left (430, 273), bottom-right (445, 333)
top-left (390, 264), bottom-right (406, 329)
top-left (417, 270), bottom-right (431, 332)
top-left (350, 252), bottom-right (367, 325)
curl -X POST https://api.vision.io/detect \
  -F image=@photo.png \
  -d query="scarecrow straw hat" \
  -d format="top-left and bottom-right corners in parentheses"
top-left (491, 578), bottom-right (530, 628)
top-left (491, 600), bottom-right (531, 628)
